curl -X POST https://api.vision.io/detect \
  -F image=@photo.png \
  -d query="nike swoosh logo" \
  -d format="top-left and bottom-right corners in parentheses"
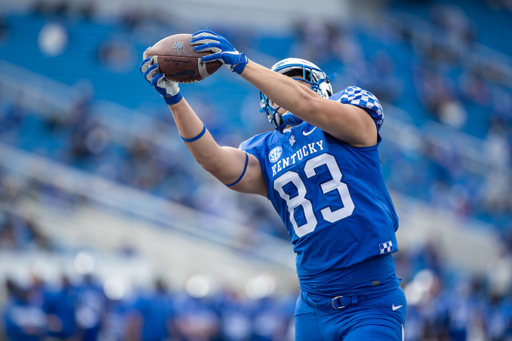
top-left (303, 127), bottom-right (317, 136)
top-left (168, 70), bottom-right (195, 78)
top-left (392, 304), bottom-right (402, 311)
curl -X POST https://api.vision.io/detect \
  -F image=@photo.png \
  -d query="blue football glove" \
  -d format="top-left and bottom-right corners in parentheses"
top-left (140, 53), bottom-right (182, 105)
top-left (190, 30), bottom-right (249, 75)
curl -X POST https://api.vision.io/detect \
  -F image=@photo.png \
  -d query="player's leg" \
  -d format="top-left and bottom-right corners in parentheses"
top-left (343, 324), bottom-right (404, 341)
top-left (294, 291), bottom-right (325, 341)
top-left (343, 286), bottom-right (407, 341)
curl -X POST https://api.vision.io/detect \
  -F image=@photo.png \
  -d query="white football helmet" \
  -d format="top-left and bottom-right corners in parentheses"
top-left (260, 58), bottom-right (333, 132)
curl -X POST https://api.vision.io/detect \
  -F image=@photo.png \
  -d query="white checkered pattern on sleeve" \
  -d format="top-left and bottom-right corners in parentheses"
top-left (335, 86), bottom-right (384, 131)
top-left (379, 241), bottom-right (393, 254)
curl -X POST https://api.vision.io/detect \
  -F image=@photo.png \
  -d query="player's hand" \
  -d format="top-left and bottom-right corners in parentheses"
top-left (190, 30), bottom-right (248, 75)
top-left (140, 53), bottom-right (183, 105)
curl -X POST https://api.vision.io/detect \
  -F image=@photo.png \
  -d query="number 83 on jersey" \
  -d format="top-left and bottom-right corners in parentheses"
top-left (273, 153), bottom-right (355, 238)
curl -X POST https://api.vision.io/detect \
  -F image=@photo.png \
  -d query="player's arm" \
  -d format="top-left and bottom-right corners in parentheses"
top-left (190, 30), bottom-right (377, 147)
top-left (140, 56), bottom-right (267, 197)
top-left (242, 62), bottom-right (377, 147)
top-left (169, 99), bottom-right (267, 196)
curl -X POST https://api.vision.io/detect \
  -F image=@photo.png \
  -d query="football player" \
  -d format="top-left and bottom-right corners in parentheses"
top-left (140, 30), bottom-right (407, 341)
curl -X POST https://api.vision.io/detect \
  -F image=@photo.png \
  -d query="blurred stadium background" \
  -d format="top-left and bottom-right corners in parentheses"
top-left (0, 0), bottom-right (511, 340)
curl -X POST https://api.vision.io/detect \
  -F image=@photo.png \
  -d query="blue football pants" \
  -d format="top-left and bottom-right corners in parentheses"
top-left (295, 286), bottom-right (407, 341)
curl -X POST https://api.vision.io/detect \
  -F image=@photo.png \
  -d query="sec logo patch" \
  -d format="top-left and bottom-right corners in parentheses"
top-left (269, 146), bottom-right (282, 163)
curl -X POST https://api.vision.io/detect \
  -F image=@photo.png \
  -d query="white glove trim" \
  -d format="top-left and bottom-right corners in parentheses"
top-left (198, 59), bottom-right (209, 79)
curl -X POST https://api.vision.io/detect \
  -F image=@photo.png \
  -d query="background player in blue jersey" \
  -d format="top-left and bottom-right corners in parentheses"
top-left (140, 30), bottom-right (407, 340)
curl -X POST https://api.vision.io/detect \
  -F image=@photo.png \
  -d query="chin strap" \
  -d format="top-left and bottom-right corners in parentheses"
top-left (259, 92), bottom-right (304, 133)
top-left (279, 112), bottom-right (303, 132)
top-left (271, 110), bottom-right (303, 133)
top-left (262, 104), bottom-right (304, 133)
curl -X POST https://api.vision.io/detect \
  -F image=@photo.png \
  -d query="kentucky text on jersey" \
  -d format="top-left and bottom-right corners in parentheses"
top-left (272, 140), bottom-right (324, 177)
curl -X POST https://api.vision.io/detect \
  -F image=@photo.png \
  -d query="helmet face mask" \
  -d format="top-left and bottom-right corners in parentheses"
top-left (260, 58), bottom-right (333, 132)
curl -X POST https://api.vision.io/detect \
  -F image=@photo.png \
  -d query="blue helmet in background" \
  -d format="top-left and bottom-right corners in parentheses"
top-left (260, 58), bottom-right (333, 132)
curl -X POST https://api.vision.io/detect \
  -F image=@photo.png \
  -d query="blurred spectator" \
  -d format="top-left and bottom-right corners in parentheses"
top-left (100, 294), bottom-right (132, 341)
top-left (217, 288), bottom-right (253, 341)
top-left (369, 50), bottom-right (402, 104)
top-left (486, 242), bottom-right (512, 298)
top-left (126, 278), bottom-right (178, 341)
top-left (43, 276), bottom-right (77, 340)
top-left (76, 2), bottom-right (96, 21)
top-left (75, 275), bottom-right (107, 341)
top-left (62, 83), bottom-right (111, 168)
top-left (446, 276), bottom-right (481, 341)
top-left (484, 291), bottom-right (511, 340)
top-left (0, 14), bottom-right (9, 42)
top-left (31, 0), bottom-right (69, 17)
top-left (458, 71), bottom-right (492, 107)
top-left (121, 138), bottom-right (164, 191)
top-left (430, 5), bottom-right (476, 49)
top-left (174, 293), bottom-right (220, 341)
top-left (485, 121), bottom-right (511, 167)
top-left (2, 279), bottom-right (46, 341)
top-left (413, 63), bottom-right (458, 120)
top-left (330, 27), bottom-right (364, 65)
top-left (488, 0), bottom-right (512, 12)
top-left (0, 211), bottom-right (50, 251)
top-left (251, 297), bottom-right (289, 341)
top-left (0, 98), bottom-right (25, 135)
top-left (119, 6), bottom-right (144, 30)
top-left (295, 21), bottom-right (330, 62)
top-left (97, 38), bottom-right (136, 74)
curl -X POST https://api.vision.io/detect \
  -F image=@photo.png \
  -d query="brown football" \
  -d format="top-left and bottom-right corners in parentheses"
top-left (144, 33), bottom-right (222, 83)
